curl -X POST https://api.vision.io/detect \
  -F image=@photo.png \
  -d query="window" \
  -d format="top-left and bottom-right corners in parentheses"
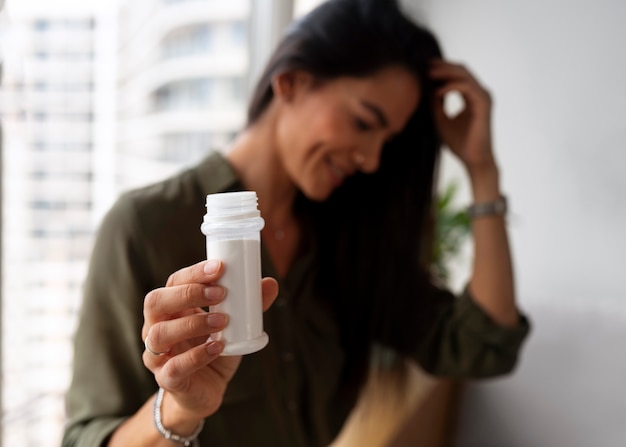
top-left (230, 76), bottom-right (246, 102)
top-left (34, 19), bottom-right (49, 31)
top-left (161, 132), bottom-right (215, 162)
top-left (153, 77), bottom-right (246, 111)
top-left (61, 19), bottom-right (94, 30)
top-left (162, 25), bottom-right (213, 59)
top-left (32, 142), bottom-right (93, 152)
top-left (231, 21), bottom-right (247, 46)
top-left (32, 18), bottom-right (93, 32)
top-left (2, 1), bottom-right (264, 445)
top-left (154, 78), bottom-right (213, 111)
top-left (164, 0), bottom-right (208, 4)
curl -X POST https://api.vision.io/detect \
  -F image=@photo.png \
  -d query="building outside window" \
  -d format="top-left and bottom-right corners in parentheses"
top-left (116, 0), bottom-right (251, 191)
top-left (1, 7), bottom-right (97, 444)
top-left (0, 0), bottom-right (258, 445)
top-left (162, 24), bottom-right (213, 59)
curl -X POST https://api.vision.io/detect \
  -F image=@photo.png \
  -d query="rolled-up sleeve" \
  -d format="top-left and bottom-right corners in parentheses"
top-left (414, 286), bottom-right (531, 378)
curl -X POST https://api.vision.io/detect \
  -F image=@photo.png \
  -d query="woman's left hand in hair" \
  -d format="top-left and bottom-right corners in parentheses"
top-left (430, 60), bottom-right (497, 175)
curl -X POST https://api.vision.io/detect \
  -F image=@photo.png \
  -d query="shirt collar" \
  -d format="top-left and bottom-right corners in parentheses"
top-left (192, 150), bottom-right (242, 196)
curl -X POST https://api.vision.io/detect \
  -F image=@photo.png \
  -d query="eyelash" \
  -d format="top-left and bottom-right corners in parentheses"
top-left (354, 117), bottom-right (373, 132)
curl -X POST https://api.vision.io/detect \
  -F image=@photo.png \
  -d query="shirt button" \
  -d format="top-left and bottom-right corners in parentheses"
top-left (282, 351), bottom-right (295, 362)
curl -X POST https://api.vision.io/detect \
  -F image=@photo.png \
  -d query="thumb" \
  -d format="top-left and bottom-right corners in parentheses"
top-left (261, 277), bottom-right (279, 311)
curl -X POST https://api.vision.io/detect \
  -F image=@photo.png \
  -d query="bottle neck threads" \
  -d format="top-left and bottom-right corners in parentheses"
top-left (201, 191), bottom-right (265, 235)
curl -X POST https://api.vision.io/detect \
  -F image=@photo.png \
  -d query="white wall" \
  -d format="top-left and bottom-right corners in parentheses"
top-left (413, 0), bottom-right (626, 445)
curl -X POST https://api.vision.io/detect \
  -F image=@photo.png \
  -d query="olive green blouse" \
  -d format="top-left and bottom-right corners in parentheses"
top-left (61, 152), bottom-right (530, 447)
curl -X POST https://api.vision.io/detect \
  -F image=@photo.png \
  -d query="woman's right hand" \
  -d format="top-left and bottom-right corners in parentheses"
top-left (141, 259), bottom-right (278, 425)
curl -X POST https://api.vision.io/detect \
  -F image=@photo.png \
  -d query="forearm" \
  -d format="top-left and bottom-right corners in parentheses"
top-left (467, 165), bottom-right (519, 327)
top-left (108, 391), bottom-right (204, 447)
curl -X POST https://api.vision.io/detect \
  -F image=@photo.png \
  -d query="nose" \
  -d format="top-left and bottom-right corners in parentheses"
top-left (355, 136), bottom-right (385, 173)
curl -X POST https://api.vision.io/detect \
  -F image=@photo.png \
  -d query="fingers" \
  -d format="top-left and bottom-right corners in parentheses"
top-left (429, 59), bottom-right (478, 83)
top-left (145, 271), bottom-right (276, 322)
top-left (435, 81), bottom-right (491, 117)
top-left (429, 61), bottom-right (491, 124)
top-left (429, 60), bottom-right (491, 100)
top-left (145, 312), bottom-right (228, 357)
top-left (143, 340), bottom-right (224, 391)
top-left (435, 80), bottom-right (491, 104)
top-left (144, 272), bottom-right (277, 354)
top-left (144, 258), bottom-right (278, 355)
top-left (148, 340), bottom-right (226, 391)
top-left (166, 259), bottom-right (224, 287)
top-left (261, 277), bottom-right (279, 311)
top-left (143, 260), bottom-right (226, 336)
top-left (144, 283), bottom-right (226, 321)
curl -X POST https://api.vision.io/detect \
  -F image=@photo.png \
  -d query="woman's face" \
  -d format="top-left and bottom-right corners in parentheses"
top-left (274, 65), bottom-right (421, 201)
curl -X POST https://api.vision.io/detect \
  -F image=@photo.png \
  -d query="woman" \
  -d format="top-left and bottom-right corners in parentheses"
top-left (62, 0), bottom-right (530, 445)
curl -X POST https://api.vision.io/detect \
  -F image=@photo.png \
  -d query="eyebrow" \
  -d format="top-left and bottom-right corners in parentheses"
top-left (360, 100), bottom-right (389, 128)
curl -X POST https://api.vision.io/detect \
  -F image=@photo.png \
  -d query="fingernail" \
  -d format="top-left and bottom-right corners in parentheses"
top-left (207, 313), bottom-right (227, 327)
top-left (204, 286), bottom-right (226, 301)
top-left (204, 259), bottom-right (220, 275)
top-left (206, 340), bottom-right (224, 355)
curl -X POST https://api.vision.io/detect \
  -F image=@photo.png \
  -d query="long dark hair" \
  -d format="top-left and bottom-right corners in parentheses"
top-left (248, 0), bottom-right (444, 401)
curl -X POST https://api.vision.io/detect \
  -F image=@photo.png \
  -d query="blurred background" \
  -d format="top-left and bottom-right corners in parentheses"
top-left (0, 0), bottom-right (624, 446)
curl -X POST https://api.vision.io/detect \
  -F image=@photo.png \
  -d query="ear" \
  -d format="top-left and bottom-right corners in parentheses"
top-left (271, 70), bottom-right (314, 102)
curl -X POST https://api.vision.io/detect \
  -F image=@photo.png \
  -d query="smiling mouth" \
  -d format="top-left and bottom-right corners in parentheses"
top-left (327, 158), bottom-right (347, 186)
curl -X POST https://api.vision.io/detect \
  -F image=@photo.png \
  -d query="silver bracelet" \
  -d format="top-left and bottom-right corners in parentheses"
top-left (467, 195), bottom-right (507, 218)
top-left (154, 387), bottom-right (204, 446)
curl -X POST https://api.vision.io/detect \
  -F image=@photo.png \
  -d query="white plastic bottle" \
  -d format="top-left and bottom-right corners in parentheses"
top-left (200, 191), bottom-right (268, 355)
